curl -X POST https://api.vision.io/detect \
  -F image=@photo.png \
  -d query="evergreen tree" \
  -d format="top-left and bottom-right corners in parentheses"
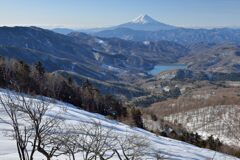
top-left (67, 76), bottom-right (73, 85)
top-left (131, 108), bottom-right (144, 128)
top-left (35, 61), bottom-right (45, 76)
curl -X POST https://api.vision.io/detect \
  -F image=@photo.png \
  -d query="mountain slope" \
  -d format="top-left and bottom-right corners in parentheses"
top-left (0, 89), bottom-right (238, 160)
top-left (181, 43), bottom-right (240, 73)
top-left (94, 28), bottom-right (240, 45)
top-left (0, 26), bottom-right (188, 97)
top-left (69, 32), bottom-right (188, 66)
top-left (0, 27), bottom-right (188, 75)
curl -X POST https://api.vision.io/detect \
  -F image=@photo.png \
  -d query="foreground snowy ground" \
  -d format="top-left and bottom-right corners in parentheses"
top-left (0, 89), bottom-right (239, 160)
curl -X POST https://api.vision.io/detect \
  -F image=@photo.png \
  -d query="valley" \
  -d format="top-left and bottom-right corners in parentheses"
top-left (0, 26), bottom-right (240, 149)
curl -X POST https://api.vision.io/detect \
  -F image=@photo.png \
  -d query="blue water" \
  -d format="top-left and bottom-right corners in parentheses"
top-left (149, 64), bottom-right (186, 75)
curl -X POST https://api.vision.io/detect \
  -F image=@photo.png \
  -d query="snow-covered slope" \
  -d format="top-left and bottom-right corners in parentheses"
top-left (0, 89), bottom-right (238, 160)
top-left (164, 105), bottom-right (240, 147)
top-left (132, 15), bottom-right (156, 24)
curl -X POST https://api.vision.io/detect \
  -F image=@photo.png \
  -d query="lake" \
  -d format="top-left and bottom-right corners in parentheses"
top-left (149, 64), bottom-right (187, 75)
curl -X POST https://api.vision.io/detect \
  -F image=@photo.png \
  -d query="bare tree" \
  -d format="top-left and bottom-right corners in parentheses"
top-left (114, 133), bottom-right (150, 160)
top-left (55, 121), bottom-right (162, 160)
top-left (0, 92), bottom-right (33, 160)
top-left (54, 125), bottom-right (83, 160)
top-left (18, 95), bottom-right (65, 160)
top-left (75, 121), bottom-right (118, 160)
top-left (152, 150), bottom-right (168, 160)
top-left (0, 91), bottom-right (66, 160)
top-left (47, 120), bottom-right (119, 160)
top-left (222, 106), bottom-right (240, 145)
top-left (45, 73), bottom-right (64, 98)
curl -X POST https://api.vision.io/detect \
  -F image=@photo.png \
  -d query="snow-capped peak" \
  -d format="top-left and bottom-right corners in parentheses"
top-left (131, 14), bottom-right (158, 24)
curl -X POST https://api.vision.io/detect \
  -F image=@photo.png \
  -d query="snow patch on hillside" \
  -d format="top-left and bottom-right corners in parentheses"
top-left (164, 105), bottom-right (240, 147)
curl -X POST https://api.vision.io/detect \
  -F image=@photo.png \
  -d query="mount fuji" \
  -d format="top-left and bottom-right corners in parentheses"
top-left (116, 14), bottom-right (176, 31)
top-left (53, 14), bottom-right (177, 34)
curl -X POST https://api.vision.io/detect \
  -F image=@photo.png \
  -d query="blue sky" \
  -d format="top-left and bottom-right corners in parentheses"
top-left (0, 0), bottom-right (240, 28)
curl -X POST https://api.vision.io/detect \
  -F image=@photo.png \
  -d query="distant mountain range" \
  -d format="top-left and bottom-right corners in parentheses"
top-left (0, 26), bottom-right (188, 97)
top-left (52, 14), bottom-right (177, 35)
top-left (94, 27), bottom-right (240, 45)
top-left (181, 43), bottom-right (240, 73)
top-left (52, 14), bottom-right (240, 45)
